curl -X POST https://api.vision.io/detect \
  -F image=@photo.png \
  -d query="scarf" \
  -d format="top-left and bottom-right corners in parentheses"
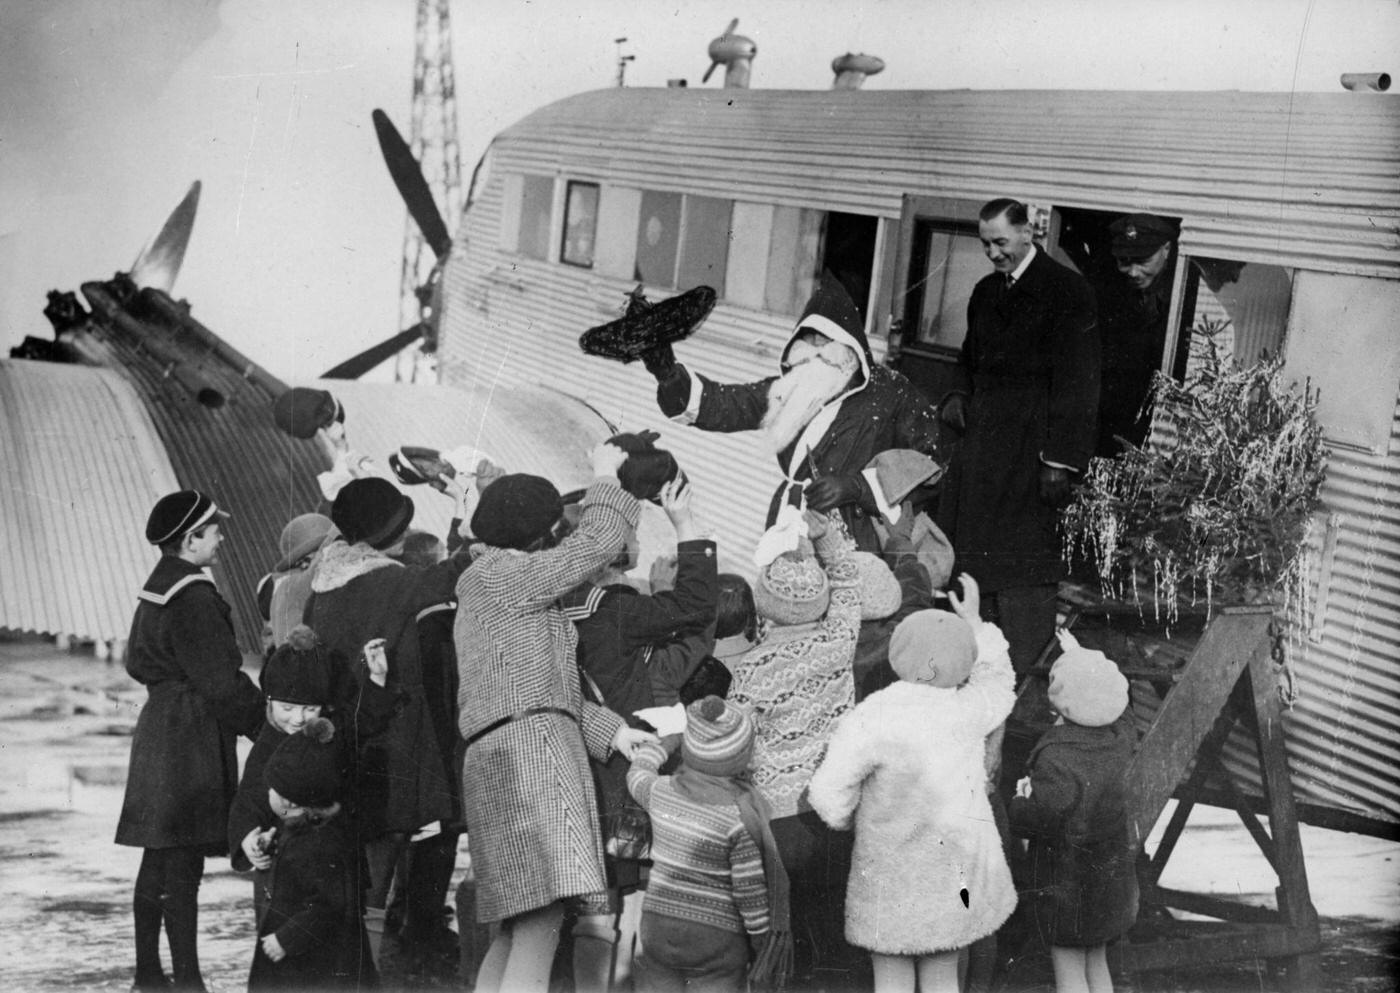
top-left (672, 766), bottom-right (793, 991)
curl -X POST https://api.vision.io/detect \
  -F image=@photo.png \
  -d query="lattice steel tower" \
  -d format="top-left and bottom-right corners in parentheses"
top-left (396, 0), bottom-right (462, 382)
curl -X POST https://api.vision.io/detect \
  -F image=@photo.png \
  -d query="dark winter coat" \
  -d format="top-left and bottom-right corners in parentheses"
top-left (116, 556), bottom-right (265, 853)
top-left (1091, 265), bottom-right (1173, 457)
top-left (1009, 712), bottom-right (1140, 947)
top-left (938, 248), bottom-right (1099, 591)
top-left (562, 537), bottom-right (718, 890)
top-left (247, 810), bottom-right (377, 991)
top-left (659, 313), bottom-right (940, 553)
top-left (305, 542), bottom-right (470, 837)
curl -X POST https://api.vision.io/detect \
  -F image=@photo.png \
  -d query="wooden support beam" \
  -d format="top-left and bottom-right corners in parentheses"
top-left (1246, 648), bottom-right (1322, 992)
top-left (1124, 609), bottom-right (1274, 847)
top-left (1142, 884), bottom-right (1281, 925)
top-left (1121, 924), bottom-right (1321, 972)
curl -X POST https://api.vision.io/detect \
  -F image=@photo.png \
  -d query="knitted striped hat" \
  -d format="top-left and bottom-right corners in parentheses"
top-left (682, 695), bottom-right (754, 776)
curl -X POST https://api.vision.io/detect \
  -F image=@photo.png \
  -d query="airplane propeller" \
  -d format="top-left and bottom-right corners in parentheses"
top-left (320, 109), bottom-right (453, 379)
top-left (702, 18), bottom-right (742, 84)
top-left (371, 108), bottom-right (451, 260)
top-left (130, 181), bottom-right (201, 294)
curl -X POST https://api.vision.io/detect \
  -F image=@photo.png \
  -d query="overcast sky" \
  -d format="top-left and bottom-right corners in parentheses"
top-left (2, 0), bottom-right (1396, 380)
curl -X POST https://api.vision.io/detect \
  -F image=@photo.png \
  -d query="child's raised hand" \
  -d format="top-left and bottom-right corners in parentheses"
top-left (591, 441), bottom-right (629, 481)
top-left (1015, 776), bottom-right (1033, 800)
top-left (947, 573), bottom-right (981, 630)
top-left (612, 725), bottom-right (659, 761)
top-left (363, 639), bottom-right (389, 686)
top-left (261, 933), bottom-right (287, 962)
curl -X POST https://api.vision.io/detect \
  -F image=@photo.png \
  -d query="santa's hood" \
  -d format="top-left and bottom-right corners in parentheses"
top-left (778, 275), bottom-right (872, 391)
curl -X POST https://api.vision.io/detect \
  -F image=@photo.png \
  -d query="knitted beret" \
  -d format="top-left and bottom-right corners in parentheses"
top-left (261, 625), bottom-right (333, 706)
top-left (682, 695), bottom-right (754, 777)
top-left (1049, 643), bottom-right (1129, 728)
top-left (331, 477), bottom-right (415, 550)
top-left (471, 473), bottom-right (563, 551)
top-left (145, 490), bottom-right (226, 545)
top-left (753, 541), bottom-right (829, 626)
top-left (265, 717), bottom-right (342, 808)
top-left (889, 609), bottom-right (977, 688)
top-left (853, 551), bottom-right (902, 620)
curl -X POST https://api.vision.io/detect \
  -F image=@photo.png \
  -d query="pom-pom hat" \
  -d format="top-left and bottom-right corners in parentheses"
top-left (331, 477), bottom-right (414, 550)
top-left (265, 717), bottom-right (342, 808)
top-left (889, 609), bottom-right (977, 688)
top-left (682, 695), bottom-right (755, 777)
top-left (145, 490), bottom-right (228, 545)
top-left (1048, 631), bottom-right (1129, 727)
top-left (261, 625), bottom-right (333, 705)
top-left (471, 474), bottom-right (564, 550)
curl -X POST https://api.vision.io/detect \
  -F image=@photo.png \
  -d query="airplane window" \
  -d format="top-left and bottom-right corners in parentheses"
top-left (561, 181), bottom-right (599, 269)
top-left (518, 175), bottom-right (555, 261)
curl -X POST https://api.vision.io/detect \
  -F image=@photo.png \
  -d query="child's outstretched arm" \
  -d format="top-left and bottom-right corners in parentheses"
top-left (949, 574), bottom-right (1015, 734)
top-left (807, 707), bottom-right (876, 831)
top-left (625, 737), bottom-right (672, 811)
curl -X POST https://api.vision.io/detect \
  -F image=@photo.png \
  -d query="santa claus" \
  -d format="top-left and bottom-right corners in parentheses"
top-left (582, 276), bottom-right (942, 553)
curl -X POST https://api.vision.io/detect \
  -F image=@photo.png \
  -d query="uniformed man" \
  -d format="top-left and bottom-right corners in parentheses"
top-left (1095, 212), bottom-right (1179, 456)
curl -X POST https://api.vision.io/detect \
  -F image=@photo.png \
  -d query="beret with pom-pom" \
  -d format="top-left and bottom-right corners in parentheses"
top-left (265, 716), bottom-right (342, 808)
top-left (285, 624), bottom-right (319, 653)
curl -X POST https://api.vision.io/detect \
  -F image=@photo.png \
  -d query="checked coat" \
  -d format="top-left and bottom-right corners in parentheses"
top-left (453, 478), bottom-right (640, 923)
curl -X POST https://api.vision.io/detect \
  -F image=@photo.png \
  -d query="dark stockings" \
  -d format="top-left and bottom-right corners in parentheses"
top-left (133, 847), bottom-right (206, 990)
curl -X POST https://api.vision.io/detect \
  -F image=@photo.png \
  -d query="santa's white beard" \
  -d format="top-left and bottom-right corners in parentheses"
top-left (761, 342), bottom-right (859, 453)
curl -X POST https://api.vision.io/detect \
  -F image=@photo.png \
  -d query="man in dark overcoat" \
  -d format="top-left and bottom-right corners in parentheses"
top-left (937, 198), bottom-right (1100, 676)
top-left (116, 489), bottom-right (266, 992)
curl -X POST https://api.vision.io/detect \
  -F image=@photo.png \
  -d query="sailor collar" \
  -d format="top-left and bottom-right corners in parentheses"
top-left (137, 556), bottom-right (216, 606)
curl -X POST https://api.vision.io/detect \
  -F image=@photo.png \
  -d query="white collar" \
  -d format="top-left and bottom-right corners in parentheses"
top-left (1008, 243), bottom-right (1037, 284)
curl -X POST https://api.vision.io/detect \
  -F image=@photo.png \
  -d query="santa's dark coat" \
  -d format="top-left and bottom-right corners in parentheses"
top-left (1009, 713), bottom-right (1140, 947)
top-left (659, 315), bottom-right (940, 553)
top-left (305, 542), bottom-right (470, 836)
top-left (938, 249), bottom-right (1099, 591)
top-left (116, 556), bottom-right (265, 853)
top-left (247, 811), bottom-right (377, 990)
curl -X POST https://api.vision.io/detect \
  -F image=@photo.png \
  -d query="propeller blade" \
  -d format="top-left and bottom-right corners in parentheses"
top-left (372, 109), bottom-right (452, 260)
top-left (130, 181), bottom-right (201, 293)
top-left (723, 17), bottom-right (739, 35)
top-left (320, 326), bottom-right (424, 379)
top-left (702, 60), bottom-right (720, 83)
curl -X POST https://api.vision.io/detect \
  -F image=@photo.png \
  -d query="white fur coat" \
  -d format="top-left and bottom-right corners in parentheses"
top-left (808, 623), bottom-right (1018, 955)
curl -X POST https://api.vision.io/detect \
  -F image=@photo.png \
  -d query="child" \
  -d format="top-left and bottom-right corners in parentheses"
top-left (248, 717), bottom-right (377, 991)
top-left (228, 625), bottom-right (392, 923)
top-left (1009, 631), bottom-right (1139, 993)
top-left (453, 441), bottom-right (655, 993)
top-left (626, 695), bottom-right (789, 993)
top-left (808, 575), bottom-right (1018, 993)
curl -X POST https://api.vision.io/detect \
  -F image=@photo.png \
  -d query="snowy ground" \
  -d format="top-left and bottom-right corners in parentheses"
top-left (0, 635), bottom-right (1396, 993)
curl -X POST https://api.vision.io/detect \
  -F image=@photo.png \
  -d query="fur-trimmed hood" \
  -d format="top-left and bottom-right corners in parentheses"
top-left (311, 539), bottom-right (403, 593)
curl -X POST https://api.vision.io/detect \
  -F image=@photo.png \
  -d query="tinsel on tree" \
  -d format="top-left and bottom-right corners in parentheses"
top-left (1062, 320), bottom-right (1328, 636)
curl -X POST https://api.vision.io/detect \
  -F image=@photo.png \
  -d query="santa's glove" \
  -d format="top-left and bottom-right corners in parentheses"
top-left (939, 393), bottom-right (969, 434)
top-left (805, 474), bottom-right (864, 512)
top-left (641, 343), bottom-right (676, 380)
top-left (1038, 464), bottom-right (1073, 508)
top-left (655, 361), bottom-right (692, 418)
